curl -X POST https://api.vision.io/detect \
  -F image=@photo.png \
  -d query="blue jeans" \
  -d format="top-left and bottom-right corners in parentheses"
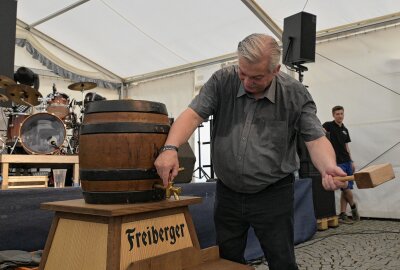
top-left (214, 174), bottom-right (298, 270)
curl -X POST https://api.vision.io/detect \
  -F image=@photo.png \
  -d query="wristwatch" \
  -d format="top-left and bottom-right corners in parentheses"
top-left (159, 145), bottom-right (178, 153)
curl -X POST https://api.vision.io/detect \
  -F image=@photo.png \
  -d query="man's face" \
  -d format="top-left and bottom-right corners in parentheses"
top-left (333, 109), bottom-right (344, 124)
top-left (238, 57), bottom-right (280, 98)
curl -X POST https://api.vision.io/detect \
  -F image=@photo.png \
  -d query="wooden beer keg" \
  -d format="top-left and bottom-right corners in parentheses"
top-left (79, 99), bottom-right (170, 204)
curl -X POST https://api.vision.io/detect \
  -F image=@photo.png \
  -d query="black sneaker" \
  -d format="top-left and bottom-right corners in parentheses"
top-left (351, 205), bottom-right (360, 221)
top-left (339, 213), bottom-right (354, 224)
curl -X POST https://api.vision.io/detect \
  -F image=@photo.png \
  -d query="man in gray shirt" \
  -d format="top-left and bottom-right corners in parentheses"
top-left (155, 33), bottom-right (347, 270)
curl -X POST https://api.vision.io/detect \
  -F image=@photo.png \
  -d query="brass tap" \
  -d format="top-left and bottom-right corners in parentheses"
top-left (154, 167), bottom-right (184, 200)
top-left (154, 181), bottom-right (182, 200)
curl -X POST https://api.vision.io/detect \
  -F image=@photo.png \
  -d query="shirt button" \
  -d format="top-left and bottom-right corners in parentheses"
top-left (241, 137), bottom-right (246, 141)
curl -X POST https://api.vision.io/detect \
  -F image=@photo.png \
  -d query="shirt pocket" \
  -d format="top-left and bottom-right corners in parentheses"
top-left (246, 120), bottom-right (288, 175)
top-left (254, 120), bottom-right (287, 148)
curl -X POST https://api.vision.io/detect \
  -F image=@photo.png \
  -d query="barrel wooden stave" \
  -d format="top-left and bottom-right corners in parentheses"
top-left (81, 179), bottom-right (162, 192)
top-left (79, 133), bottom-right (166, 169)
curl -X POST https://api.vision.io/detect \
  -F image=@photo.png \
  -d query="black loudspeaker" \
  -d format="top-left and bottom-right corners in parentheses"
top-left (0, 0), bottom-right (17, 107)
top-left (282, 11), bottom-right (316, 66)
top-left (309, 173), bottom-right (336, 219)
top-left (174, 142), bottom-right (196, 183)
top-left (297, 135), bottom-right (336, 219)
top-left (297, 132), bottom-right (319, 177)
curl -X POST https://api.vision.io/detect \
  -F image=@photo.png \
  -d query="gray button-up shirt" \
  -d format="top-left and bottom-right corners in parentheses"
top-left (189, 65), bottom-right (324, 193)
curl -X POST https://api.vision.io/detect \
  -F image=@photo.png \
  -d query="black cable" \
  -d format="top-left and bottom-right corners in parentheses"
top-left (285, 64), bottom-right (297, 72)
top-left (314, 52), bottom-right (400, 168)
top-left (316, 52), bottom-right (400, 96)
top-left (283, 39), bottom-right (301, 73)
top-left (360, 141), bottom-right (400, 170)
top-left (283, 37), bottom-right (293, 66)
top-left (302, 0), bottom-right (309, 11)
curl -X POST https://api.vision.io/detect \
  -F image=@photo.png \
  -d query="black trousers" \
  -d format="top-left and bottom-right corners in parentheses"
top-left (214, 174), bottom-right (298, 270)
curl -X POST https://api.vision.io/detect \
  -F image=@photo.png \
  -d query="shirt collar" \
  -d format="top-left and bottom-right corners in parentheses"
top-left (333, 121), bottom-right (344, 128)
top-left (237, 76), bottom-right (277, 103)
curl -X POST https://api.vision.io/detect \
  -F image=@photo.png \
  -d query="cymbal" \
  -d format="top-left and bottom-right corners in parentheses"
top-left (68, 82), bottom-right (97, 91)
top-left (6, 84), bottom-right (42, 106)
top-left (0, 75), bottom-right (16, 88)
top-left (0, 93), bottom-right (9, 102)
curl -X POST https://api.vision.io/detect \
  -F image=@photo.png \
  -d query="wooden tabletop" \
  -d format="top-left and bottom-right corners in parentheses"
top-left (0, 154), bottom-right (78, 163)
top-left (41, 196), bottom-right (202, 217)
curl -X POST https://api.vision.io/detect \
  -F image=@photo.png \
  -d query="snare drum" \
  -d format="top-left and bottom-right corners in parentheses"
top-left (19, 112), bottom-right (66, 155)
top-left (47, 92), bottom-right (70, 120)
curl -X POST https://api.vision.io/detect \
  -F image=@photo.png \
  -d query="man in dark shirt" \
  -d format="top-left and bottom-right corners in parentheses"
top-left (323, 106), bottom-right (360, 224)
top-left (155, 34), bottom-right (347, 270)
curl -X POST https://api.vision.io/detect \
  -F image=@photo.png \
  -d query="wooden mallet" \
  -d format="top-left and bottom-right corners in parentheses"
top-left (334, 163), bottom-right (395, 189)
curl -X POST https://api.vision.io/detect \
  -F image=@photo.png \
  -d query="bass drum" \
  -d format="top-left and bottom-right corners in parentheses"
top-left (20, 113), bottom-right (66, 155)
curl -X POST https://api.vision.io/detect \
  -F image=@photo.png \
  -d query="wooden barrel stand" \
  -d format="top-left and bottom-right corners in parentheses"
top-left (39, 197), bottom-right (253, 270)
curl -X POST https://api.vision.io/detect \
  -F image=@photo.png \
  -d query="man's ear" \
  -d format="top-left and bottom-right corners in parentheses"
top-left (273, 64), bottom-right (281, 75)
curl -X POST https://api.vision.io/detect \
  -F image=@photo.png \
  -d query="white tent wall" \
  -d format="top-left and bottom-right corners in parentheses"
top-left (15, 26), bottom-right (121, 84)
top-left (127, 71), bottom-right (196, 154)
top-left (304, 26), bottom-right (400, 219)
top-left (15, 44), bottom-right (119, 101)
top-left (0, 45), bottom-right (119, 145)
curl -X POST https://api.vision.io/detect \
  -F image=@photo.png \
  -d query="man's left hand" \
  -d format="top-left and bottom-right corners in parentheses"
top-left (322, 166), bottom-right (349, 191)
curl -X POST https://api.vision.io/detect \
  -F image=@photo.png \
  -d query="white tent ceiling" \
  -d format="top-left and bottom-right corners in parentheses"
top-left (15, 0), bottom-right (400, 82)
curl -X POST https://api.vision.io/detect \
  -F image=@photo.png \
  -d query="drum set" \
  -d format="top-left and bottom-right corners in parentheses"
top-left (0, 75), bottom-right (105, 155)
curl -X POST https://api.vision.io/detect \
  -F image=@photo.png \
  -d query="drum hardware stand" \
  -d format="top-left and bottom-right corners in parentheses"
top-left (8, 136), bottom-right (21, 154)
top-left (66, 136), bottom-right (74, 154)
top-left (74, 88), bottom-right (86, 124)
top-left (36, 97), bottom-right (48, 112)
top-left (19, 99), bottom-right (34, 108)
top-left (64, 135), bottom-right (77, 155)
top-left (0, 137), bottom-right (7, 154)
top-left (67, 82), bottom-right (98, 123)
top-left (193, 123), bottom-right (211, 181)
top-left (49, 142), bottom-right (63, 155)
top-left (4, 104), bottom-right (23, 155)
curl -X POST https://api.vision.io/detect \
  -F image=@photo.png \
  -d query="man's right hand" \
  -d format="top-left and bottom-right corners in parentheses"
top-left (154, 150), bottom-right (180, 187)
